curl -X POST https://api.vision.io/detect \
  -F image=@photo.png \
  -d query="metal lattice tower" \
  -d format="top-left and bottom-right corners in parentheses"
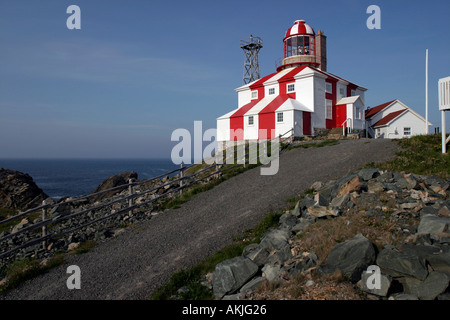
top-left (240, 35), bottom-right (263, 85)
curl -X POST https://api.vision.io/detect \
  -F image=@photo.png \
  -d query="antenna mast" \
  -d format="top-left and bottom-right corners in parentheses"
top-left (240, 35), bottom-right (263, 85)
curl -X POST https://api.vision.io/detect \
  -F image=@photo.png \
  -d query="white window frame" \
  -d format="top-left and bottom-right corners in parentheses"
top-left (355, 107), bottom-right (361, 120)
top-left (277, 112), bottom-right (284, 123)
top-left (325, 99), bottom-right (333, 120)
top-left (251, 90), bottom-right (258, 99)
top-left (287, 83), bottom-right (295, 93)
top-left (326, 82), bottom-right (333, 94)
top-left (248, 115), bottom-right (254, 126)
top-left (268, 87), bottom-right (275, 95)
top-left (404, 127), bottom-right (411, 136)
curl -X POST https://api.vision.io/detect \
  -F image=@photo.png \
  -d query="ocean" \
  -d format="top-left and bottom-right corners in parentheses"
top-left (0, 159), bottom-right (179, 200)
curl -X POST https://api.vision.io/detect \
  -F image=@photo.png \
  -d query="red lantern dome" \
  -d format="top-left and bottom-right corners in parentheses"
top-left (284, 19), bottom-right (315, 41)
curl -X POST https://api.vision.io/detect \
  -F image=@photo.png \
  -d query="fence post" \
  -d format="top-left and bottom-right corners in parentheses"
top-left (42, 200), bottom-right (47, 250)
top-left (180, 164), bottom-right (184, 196)
top-left (128, 178), bottom-right (134, 215)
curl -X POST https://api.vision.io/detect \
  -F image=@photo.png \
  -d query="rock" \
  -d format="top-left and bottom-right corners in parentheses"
top-left (67, 242), bottom-right (80, 252)
top-left (310, 181), bottom-right (323, 191)
top-left (305, 280), bottom-right (315, 287)
top-left (89, 172), bottom-right (138, 202)
top-left (307, 206), bottom-right (339, 218)
top-left (367, 180), bottom-right (385, 193)
top-left (314, 192), bottom-right (328, 206)
top-left (294, 194), bottom-right (316, 213)
top-left (417, 214), bottom-right (450, 238)
top-left (262, 264), bottom-right (281, 282)
top-left (11, 218), bottom-right (32, 234)
top-left (243, 244), bottom-right (269, 267)
top-left (239, 277), bottom-right (266, 294)
top-left (0, 168), bottom-right (50, 209)
top-left (376, 246), bottom-right (428, 281)
top-left (321, 233), bottom-right (377, 282)
top-left (389, 293), bottom-right (419, 300)
top-left (212, 256), bottom-right (259, 299)
top-left (400, 271), bottom-right (449, 300)
top-left (330, 194), bottom-right (349, 208)
top-left (266, 243), bottom-right (292, 265)
top-left (336, 175), bottom-right (362, 198)
top-left (279, 212), bottom-right (298, 230)
top-left (259, 229), bottom-right (290, 252)
top-left (357, 168), bottom-right (380, 181)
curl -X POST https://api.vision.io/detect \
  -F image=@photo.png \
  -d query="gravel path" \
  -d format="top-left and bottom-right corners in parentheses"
top-left (1, 138), bottom-right (400, 300)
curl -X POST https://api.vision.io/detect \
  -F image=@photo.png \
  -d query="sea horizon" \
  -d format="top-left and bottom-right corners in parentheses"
top-left (0, 158), bottom-right (179, 200)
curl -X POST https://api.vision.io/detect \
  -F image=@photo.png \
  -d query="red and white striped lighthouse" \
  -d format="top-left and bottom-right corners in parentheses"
top-left (217, 19), bottom-right (366, 147)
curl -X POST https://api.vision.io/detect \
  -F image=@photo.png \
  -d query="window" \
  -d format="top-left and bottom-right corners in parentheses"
top-left (248, 116), bottom-right (254, 126)
top-left (284, 35), bottom-right (315, 58)
top-left (277, 112), bottom-right (284, 123)
top-left (355, 107), bottom-right (361, 120)
top-left (351, 89), bottom-right (356, 96)
top-left (287, 83), bottom-right (295, 93)
top-left (251, 91), bottom-right (258, 99)
top-left (326, 83), bottom-right (333, 94)
top-left (268, 88), bottom-right (275, 95)
top-left (404, 127), bottom-right (411, 136)
top-left (326, 99), bottom-right (333, 119)
top-left (339, 88), bottom-right (345, 98)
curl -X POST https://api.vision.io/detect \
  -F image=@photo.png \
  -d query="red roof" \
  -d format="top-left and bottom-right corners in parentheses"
top-left (365, 100), bottom-right (396, 118)
top-left (372, 109), bottom-right (407, 127)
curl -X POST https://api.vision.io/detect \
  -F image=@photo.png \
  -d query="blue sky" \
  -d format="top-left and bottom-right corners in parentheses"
top-left (0, 0), bottom-right (449, 159)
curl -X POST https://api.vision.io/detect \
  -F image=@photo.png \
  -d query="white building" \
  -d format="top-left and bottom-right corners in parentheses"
top-left (365, 99), bottom-right (431, 139)
top-left (217, 19), bottom-right (367, 147)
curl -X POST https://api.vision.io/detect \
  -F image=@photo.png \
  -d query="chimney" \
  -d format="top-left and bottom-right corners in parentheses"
top-left (315, 30), bottom-right (327, 72)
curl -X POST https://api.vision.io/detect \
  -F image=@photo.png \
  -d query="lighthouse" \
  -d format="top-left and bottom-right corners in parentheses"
top-left (217, 19), bottom-right (367, 148)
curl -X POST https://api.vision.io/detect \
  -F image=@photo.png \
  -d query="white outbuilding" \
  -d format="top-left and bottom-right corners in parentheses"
top-left (365, 99), bottom-right (431, 139)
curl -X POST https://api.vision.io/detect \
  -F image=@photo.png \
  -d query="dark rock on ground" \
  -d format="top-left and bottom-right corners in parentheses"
top-left (0, 168), bottom-right (50, 210)
top-left (320, 233), bottom-right (377, 282)
top-left (89, 172), bottom-right (138, 202)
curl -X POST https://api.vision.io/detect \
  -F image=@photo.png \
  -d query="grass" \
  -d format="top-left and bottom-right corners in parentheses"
top-left (151, 211), bottom-right (283, 300)
top-left (294, 212), bottom-right (412, 265)
top-left (365, 134), bottom-right (449, 178)
top-left (0, 253), bottom-right (65, 294)
top-left (286, 139), bottom-right (339, 151)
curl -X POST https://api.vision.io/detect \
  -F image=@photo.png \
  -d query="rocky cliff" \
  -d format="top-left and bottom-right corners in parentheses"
top-left (0, 168), bottom-right (50, 210)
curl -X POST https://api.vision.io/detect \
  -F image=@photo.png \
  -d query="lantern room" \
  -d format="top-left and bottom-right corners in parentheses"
top-left (284, 20), bottom-right (315, 57)
top-left (278, 19), bottom-right (327, 72)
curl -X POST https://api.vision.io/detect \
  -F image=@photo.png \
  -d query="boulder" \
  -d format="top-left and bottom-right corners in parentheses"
top-left (262, 264), bottom-right (281, 282)
top-left (89, 172), bottom-right (138, 202)
top-left (357, 168), bottom-right (380, 181)
top-left (212, 256), bottom-right (259, 299)
top-left (376, 245), bottom-right (428, 280)
top-left (0, 168), bottom-right (50, 209)
top-left (243, 244), bottom-right (269, 267)
top-left (330, 194), bottom-right (349, 209)
top-left (417, 214), bottom-right (450, 238)
top-left (321, 233), bottom-right (377, 282)
top-left (259, 229), bottom-right (290, 252)
top-left (307, 205), bottom-right (339, 218)
top-left (400, 271), bottom-right (449, 300)
top-left (336, 175), bottom-right (362, 198)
